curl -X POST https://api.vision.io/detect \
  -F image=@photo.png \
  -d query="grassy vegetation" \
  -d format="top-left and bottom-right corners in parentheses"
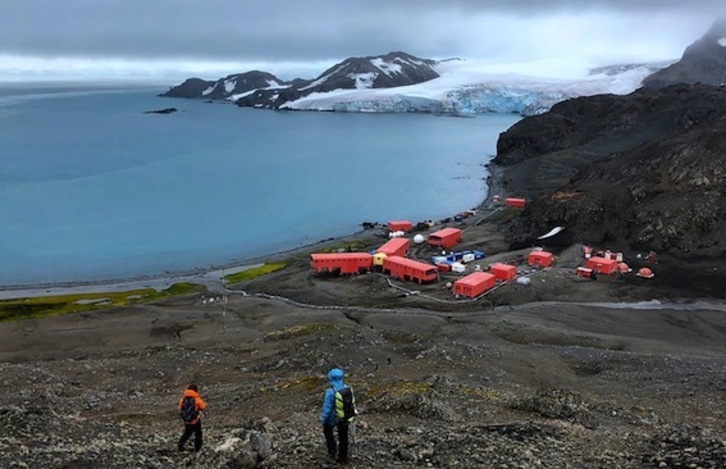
top-left (259, 375), bottom-right (323, 394)
top-left (263, 323), bottom-right (336, 342)
top-left (223, 262), bottom-right (287, 284)
top-left (365, 380), bottom-right (433, 399)
top-left (460, 387), bottom-right (505, 402)
top-left (0, 282), bottom-right (202, 323)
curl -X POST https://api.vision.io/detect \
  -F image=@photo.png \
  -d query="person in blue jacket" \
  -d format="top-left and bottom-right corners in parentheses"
top-left (321, 367), bottom-right (353, 464)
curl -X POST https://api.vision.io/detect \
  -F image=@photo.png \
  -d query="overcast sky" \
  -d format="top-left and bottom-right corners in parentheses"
top-left (1, 0), bottom-right (724, 81)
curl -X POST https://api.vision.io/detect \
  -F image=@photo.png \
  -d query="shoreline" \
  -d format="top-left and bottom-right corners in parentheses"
top-left (0, 162), bottom-right (503, 300)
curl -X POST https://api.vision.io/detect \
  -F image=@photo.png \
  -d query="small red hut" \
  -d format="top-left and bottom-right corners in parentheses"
top-left (453, 272), bottom-right (496, 298)
top-left (387, 220), bottom-right (412, 232)
top-left (586, 256), bottom-right (618, 275)
top-left (383, 256), bottom-right (438, 284)
top-left (376, 237), bottom-right (410, 258)
top-left (427, 227), bottom-right (462, 249)
top-left (527, 250), bottom-right (553, 267)
top-left (490, 263), bottom-right (517, 281)
top-left (505, 198), bottom-right (526, 208)
top-left (310, 253), bottom-right (372, 275)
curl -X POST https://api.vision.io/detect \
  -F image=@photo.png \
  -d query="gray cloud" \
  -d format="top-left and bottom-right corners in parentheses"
top-left (1, 0), bottom-right (724, 70)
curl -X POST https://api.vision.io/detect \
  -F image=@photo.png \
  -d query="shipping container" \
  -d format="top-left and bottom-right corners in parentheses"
top-left (383, 256), bottom-right (438, 284)
top-left (427, 227), bottom-right (462, 249)
top-left (527, 251), bottom-right (554, 267)
top-left (490, 263), bottom-right (517, 281)
top-left (453, 272), bottom-right (496, 298)
top-left (310, 253), bottom-right (373, 275)
top-left (387, 220), bottom-right (412, 232)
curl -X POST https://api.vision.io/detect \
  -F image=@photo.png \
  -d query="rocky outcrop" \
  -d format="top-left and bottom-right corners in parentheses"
top-left (160, 70), bottom-right (287, 100)
top-left (161, 51), bottom-right (439, 109)
top-left (643, 17), bottom-right (726, 88)
top-left (494, 84), bottom-right (726, 258)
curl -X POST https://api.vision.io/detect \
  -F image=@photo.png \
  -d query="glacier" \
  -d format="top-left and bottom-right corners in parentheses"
top-left (279, 60), bottom-right (669, 116)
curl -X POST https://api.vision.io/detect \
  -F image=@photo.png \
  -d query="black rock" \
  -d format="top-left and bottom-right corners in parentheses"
top-left (144, 107), bottom-right (177, 114)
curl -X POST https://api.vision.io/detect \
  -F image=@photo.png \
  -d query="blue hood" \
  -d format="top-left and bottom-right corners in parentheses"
top-left (328, 368), bottom-right (344, 385)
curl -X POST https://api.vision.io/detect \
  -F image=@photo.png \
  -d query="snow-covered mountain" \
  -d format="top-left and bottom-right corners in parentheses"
top-left (161, 52), bottom-right (669, 116)
top-left (283, 60), bottom-right (668, 116)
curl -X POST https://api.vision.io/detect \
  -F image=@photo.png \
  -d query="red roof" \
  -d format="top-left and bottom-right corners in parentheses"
top-left (384, 256), bottom-right (436, 271)
top-left (455, 272), bottom-right (496, 287)
top-left (430, 227), bottom-right (461, 238)
top-left (377, 237), bottom-right (410, 255)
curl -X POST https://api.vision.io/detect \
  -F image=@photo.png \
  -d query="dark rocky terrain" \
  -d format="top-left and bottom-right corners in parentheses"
top-left (493, 84), bottom-right (726, 279)
top-left (643, 17), bottom-right (726, 88)
top-left (160, 52), bottom-right (439, 109)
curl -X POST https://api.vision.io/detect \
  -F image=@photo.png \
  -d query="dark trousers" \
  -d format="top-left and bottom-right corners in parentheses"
top-left (324, 422), bottom-right (349, 462)
top-left (178, 422), bottom-right (203, 452)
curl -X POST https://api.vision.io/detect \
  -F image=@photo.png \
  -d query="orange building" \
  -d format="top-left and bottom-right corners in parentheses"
top-left (310, 253), bottom-right (372, 275)
top-left (387, 220), bottom-right (412, 232)
top-left (527, 250), bottom-right (554, 267)
top-left (505, 198), bottom-right (526, 208)
top-left (453, 272), bottom-right (496, 298)
top-left (427, 227), bottom-right (462, 249)
top-left (376, 237), bottom-right (410, 258)
top-left (490, 263), bottom-right (517, 281)
top-left (383, 256), bottom-right (438, 284)
top-left (586, 256), bottom-right (618, 275)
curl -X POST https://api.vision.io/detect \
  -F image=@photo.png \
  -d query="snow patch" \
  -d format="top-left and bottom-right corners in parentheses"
top-left (719, 37), bottom-right (726, 47)
top-left (224, 79), bottom-right (236, 93)
top-left (266, 79), bottom-right (286, 89)
top-left (347, 72), bottom-right (378, 89)
top-left (202, 85), bottom-right (215, 96)
top-left (370, 58), bottom-right (402, 76)
top-left (299, 65), bottom-right (344, 91)
top-left (227, 89), bottom-right (257, 101)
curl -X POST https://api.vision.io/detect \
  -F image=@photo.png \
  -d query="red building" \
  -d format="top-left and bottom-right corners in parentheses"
top-left (383, 256), bottom-right (438, 284)
top-left (490, 263), bottom-right (517, 281)
top-left (376, 237), bottom-right (410, 258)
top-left (527, 250), bottom-right (554, 267)
top-left (505, 198), bottom-right (526, 208)
top-left (586, 256), bottom-right (618, 275)
top-left (427, 227), bottom-right (462, 249)
top-left (310, 253), bottom-right (372, 275)
top-left (453, 272), bottom-right (496, 298)
top-left (387, 220), bottom-right (412, 232)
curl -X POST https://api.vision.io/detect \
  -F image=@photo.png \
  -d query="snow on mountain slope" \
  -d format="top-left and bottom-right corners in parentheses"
top-left (281, 60), bottom-right (666, 116)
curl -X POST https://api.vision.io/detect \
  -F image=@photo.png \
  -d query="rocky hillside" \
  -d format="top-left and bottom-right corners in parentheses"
top-left (643, 17), bottom-right (726, 88)
top-left (1, 292), bottom-right (725, 468)
top-left (493, 83), bottom-right (726, 259)
top-left (160, 52), bottom-right (439, 109)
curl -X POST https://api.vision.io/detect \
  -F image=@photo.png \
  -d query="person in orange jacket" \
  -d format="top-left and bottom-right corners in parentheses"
top-left (177, 383), bottom-right (207, 452)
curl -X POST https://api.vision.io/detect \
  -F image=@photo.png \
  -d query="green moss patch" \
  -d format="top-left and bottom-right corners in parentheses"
top-left (259, 375), bottom-right (323, 394)
top-left (263, 323), bottom-right (335, 342)
top-left (365, 380), bottom-right (433, 400)
top-left (460, 387), bottom-right (504, 402)
top-left (0, 282), bottom-right (203, 323)
top-left (223, 262), bottom-right (287, 284)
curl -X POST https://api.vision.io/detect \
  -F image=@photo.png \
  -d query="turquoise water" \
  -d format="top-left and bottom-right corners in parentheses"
top-left (0, 83), bottom-right (520, 285)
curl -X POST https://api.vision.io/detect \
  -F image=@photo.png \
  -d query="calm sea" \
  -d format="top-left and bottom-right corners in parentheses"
top-left (0, 82), bottom-right (520, 285)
